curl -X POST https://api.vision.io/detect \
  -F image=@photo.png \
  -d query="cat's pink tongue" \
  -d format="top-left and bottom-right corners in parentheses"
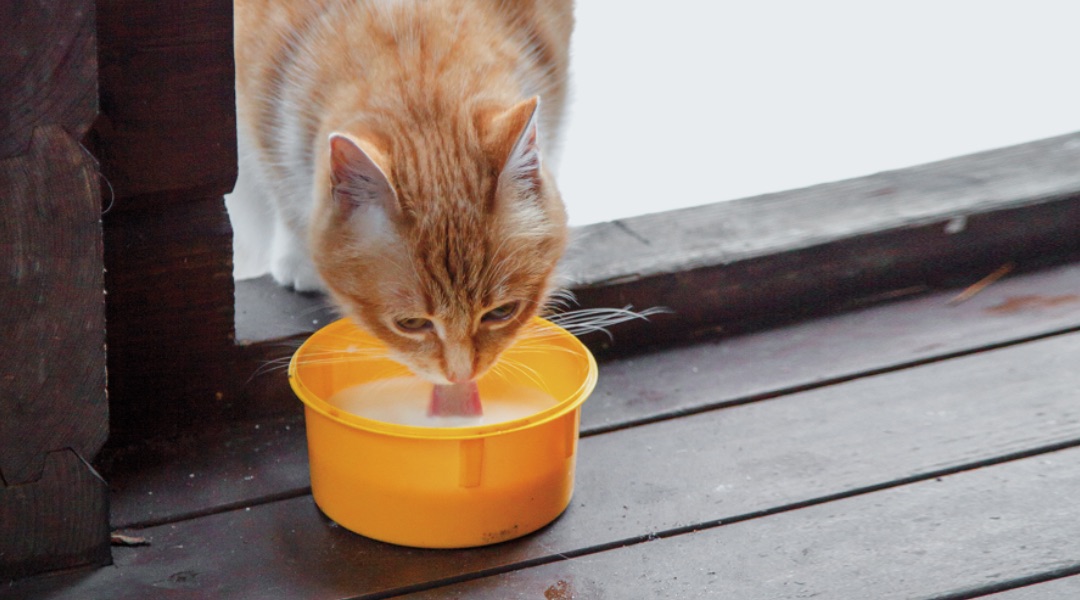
top-left (429, 382), bottom-right (482, 417)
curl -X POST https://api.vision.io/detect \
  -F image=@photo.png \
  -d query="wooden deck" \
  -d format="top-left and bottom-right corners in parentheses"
top-left (7, 259), bottom-right (1080, 599)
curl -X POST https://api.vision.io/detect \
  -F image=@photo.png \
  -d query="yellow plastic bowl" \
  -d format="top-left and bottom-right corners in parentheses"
top-left (288, 317), bottom-right (597, 548)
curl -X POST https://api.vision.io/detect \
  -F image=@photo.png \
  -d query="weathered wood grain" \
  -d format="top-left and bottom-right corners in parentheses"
top-left (401, 446), bottom-right (1080, 600)
top-left (18, 329), bottom-right (1080, 598)
top-left (0, 127), bottom-right (108, 579)
top-left (0, 0), bottom-right (96, 158)
top-left (984, 574), bottom-right (1080, 599)
top-left (91, 0), bottom-right (235, 201)
top-left (0, 0), bottom-right (107, 581)
top-left (0, 451), bottom-right (109, 582)
top-left (0, 127), bottom-right (107, 486)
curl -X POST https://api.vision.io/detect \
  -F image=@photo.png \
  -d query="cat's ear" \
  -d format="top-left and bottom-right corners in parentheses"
top-left (494, 96), bottom-right (542, 196)
top-left (328, 132), bottom-right (400, 218)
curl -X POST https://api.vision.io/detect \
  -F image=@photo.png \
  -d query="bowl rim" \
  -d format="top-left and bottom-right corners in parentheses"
top-left (288, 316), bottom-right (598, 440)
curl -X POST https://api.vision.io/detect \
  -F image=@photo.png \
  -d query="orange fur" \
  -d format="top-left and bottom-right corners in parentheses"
top-left (233, 0), bottom-right (573, 383)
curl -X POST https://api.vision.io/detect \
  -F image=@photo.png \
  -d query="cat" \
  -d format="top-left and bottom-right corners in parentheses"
top-left (228, 0), bottom-right (575, 385)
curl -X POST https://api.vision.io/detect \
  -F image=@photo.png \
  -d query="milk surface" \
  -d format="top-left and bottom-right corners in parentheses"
top-left (328, 377), bottom-right (559, 427)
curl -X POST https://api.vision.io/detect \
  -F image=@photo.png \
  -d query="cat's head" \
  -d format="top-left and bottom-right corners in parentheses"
top-left (311, 97), bottom-right (568, 384)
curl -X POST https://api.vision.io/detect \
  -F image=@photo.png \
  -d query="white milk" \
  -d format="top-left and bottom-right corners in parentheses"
top-left (328, 377), bottom-right (559, 428)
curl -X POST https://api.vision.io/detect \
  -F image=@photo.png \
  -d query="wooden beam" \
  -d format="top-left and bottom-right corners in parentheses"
top-left (103, 196), bottom-right (237, 441)
top-left (92, 0), bottom-right (239, 444)
top-left (0, 130), bottom-right (108, 581)
top-left (0, 128), bottom-right (107, 487)
top-left (91, 0), bottom-right (235, 202)
top-left (0, 1), bottom-right (97, 159)
top-left (0, 0), bottom-right (108, 580)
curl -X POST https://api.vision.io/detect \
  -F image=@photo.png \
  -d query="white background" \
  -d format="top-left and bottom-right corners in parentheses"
top-left (557, 1), bottom-right (1080, 225)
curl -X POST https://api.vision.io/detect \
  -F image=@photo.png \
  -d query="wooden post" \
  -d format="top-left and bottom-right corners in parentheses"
top-left (91, 0), bottom-right (239, 442)
top-left (0, 1), bottom-right (110, 581)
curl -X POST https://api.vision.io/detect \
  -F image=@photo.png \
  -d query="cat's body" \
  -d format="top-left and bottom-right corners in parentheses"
top-left (230, 0), bottom-right (574, 384)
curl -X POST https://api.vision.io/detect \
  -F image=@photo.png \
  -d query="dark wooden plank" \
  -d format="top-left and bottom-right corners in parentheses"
top-left (114, 261), bottom-right (1080, 529)
top-left (0, 451), bottom-right (109, 583)
top-left (103, 196), bottom-right (239, 443)
top-left (581, 259), bottom-right (1080, 433)
top-left (90, 0), bottom-right (235, 202)
top-left (984, 574), bottom-right (1080, 599)
top-left (105, 415), bottom-right (307, 529)
top-left (235, 276), bottom-right (340, 341)
top-left (0, 0), bottom-right (96, 158)
top-left (567, 132), bottom-right (1080, 287)
top-left (399, 446), bottom-right (1080, 600)
top-left (20, 329), bottom-right (1080, 598)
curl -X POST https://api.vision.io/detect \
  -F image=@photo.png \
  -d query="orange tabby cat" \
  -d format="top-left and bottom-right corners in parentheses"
top-left (229, 0), bottom-right (574, 385)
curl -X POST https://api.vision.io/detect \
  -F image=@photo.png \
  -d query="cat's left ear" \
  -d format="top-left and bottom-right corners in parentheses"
top-left (328, 132), bottom-right (400, 218)
top-left (495, 96), bottom-right (542, 196)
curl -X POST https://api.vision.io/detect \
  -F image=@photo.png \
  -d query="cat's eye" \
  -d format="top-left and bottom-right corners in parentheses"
top-left (482, 302), bottom-right (519, 323)
top-left (395, 317), bottom-right (433, 333)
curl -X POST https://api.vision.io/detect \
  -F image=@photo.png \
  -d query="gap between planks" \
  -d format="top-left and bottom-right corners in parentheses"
top-left (361, 436), bottom-right (1080, 600)
top-left (976, 571), bottom-right (1080, 599)
top-left (580, 322), bottom-right (1080, 437)
top-left (395, 445), bottom-right (1080, 600)
top-left (929, 564), bottom-right (1080, 600)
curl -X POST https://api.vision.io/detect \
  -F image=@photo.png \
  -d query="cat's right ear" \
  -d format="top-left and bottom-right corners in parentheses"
top-left (328, 133), bottom-right (400, 219)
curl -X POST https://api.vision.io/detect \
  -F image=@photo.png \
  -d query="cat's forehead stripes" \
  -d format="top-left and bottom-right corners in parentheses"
top-left (387, 109), bottom-right (491, 223)
top-left (413, 217), bottom-right (492, 315)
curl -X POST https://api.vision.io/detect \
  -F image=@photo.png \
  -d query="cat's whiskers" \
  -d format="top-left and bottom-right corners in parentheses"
top-left (542, 305), bottom-right (670, 341)
top-left (251, 340), bottom-right (394, 380)
top-left (353, 362), bottom-right (413, 383)
top-left (490, 355), bottom-right (550, 394)
top-left (504, 343), bottom-right (581, 359)
top-left (296, 296), bottom-right (340, 318)
top-left (542, 288), bottom-right (577, 313)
